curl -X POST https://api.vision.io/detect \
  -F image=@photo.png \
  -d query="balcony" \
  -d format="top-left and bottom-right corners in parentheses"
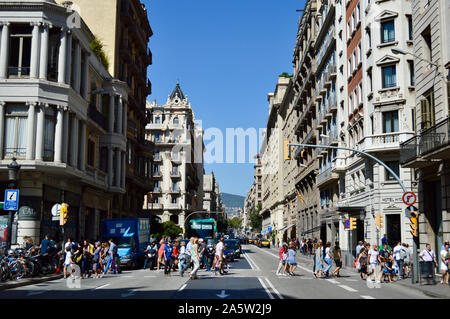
top-left (127, 118), bottom-right (137, 138)
top-left (153, 154), bottom-right (162, 162)
top-left (364, 132), bottom-right (415, 153)
top-left (152, 171), bottom-right (162, 178)
top-left (319, 127), bottom-right (339, 146)
top-left (400, 117), bottom-right (450, 167)
top-left (8, 66), bottom-right (30, 78)
top-left (88, 104), bottom-right (108, 131)
top-left (317, 166), bottom-right (339, 188)
top-left (171, 170), bottom-right (181, 178)
top-left (84, 165), bottom-right (109, 189)
top-left (152, 187), bottom-right (162, 193)
top-left (169, 188), bottom-right (180, 194)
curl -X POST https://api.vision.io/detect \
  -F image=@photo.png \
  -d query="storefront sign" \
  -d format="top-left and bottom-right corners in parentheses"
top-left (18, 206), bottom-right (39, 221)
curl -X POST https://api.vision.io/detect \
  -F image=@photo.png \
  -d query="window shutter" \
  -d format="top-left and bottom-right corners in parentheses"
top-left (429, 91), bottom-right (435, 126)
top-left (421, 98), bottom-right (429, 130)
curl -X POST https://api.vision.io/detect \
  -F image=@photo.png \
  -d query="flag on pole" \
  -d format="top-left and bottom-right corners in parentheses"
top-left (295, 185), bottom-right (305, 203)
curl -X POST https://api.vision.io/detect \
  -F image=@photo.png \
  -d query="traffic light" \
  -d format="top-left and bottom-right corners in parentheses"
top-left (350, 217), bottom-right (357, 230)
top-left (375, 213), bottom-right (384, 229)
top-left (284, 140), bottom-right (291, 160)
top-left (60, 203), bottom-right (69, 226)
top-left (410, 211), bottom-right (418, 237)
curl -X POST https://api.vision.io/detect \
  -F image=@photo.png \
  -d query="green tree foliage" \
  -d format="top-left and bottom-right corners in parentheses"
top-left (90, 36), bottom-right (109, 70)
top-left (227, 217), bottom-right (243, 231)
top-left (249, 204), bottom-right (263, 232)
top-left (161, 221), bottom-right (183, 238)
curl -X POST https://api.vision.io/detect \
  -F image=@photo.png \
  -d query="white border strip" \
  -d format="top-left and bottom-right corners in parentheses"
top-left (264, 277), bottom-right (284, 300)
top-left (338, 285), bottom-right (358, 292)
top-left (258, 277), bottom-right (274, 299)
top-left (178, 284), bottom-right (187, 292)
top-left (92, 284), bottom-right (110, 290)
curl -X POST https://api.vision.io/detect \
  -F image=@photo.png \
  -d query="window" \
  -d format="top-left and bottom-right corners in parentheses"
top-left (87, 139), bottom-right (95, 166)
top-left (408, 60), bottom-right (415, 86)
top-left (381, 20), bottom-right (395, 43)
top-left (172, 181), bottom-right (179, 192)
top-left (385, 161), bottom-right (400, 181)
top-left (348, 58), bottom-right (352, 76)
top-left (171, 196), bottom-right (178, 204)
top-left (153, 196), bottom-right (159, 204)
top-left (347, 22), bottom-right (351, 39)
top-left (358, 43), bottom-right (362, 62)
top-left (383, 111), bottom-right (399, 133)
top-left (359, 83), bottom-right (363, 104)
top-left (48, 28), bottom-right (61, 82)
top-left (368, 69), bottom-right (373, 92)
top-left (357, 3), bottom-right (361, 24)
top-left (154, 116), bottom-right (160, 124)
top-left (366, 28), bottom-right (372, 49)
top-left (9, 24), bottom-right (32, 78)
top-left (407, 15), bottom-right (413, 41)
top-left (421, 25), bottom-right (432, 69)
top-left (173, 116), bottom-right (179, 124)
top-left (353, 50), bottom-right (357, 70)
top-left (382, 65), bottom-right (396, 88)
top-left (44, 107), bottom-right (56, 160)
top-left (154, 132), bottom-right (161, 142)
top-left (420, 90), bottom-right (435, 130)
top-left (4, 104), bottom-right (28, 158)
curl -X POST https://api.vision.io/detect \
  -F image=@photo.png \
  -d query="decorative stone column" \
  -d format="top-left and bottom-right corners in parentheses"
top-left (122, 100), bottom-right (127, 136)
top-left (30, 23), bottom-right (41, 79)
top-left (35, 103), bottom-right (45, 161)
top-left (0, 102), bottom-right (5, 159)
top-left (26, 102), bottom-right (36, 160)
top-left (115, 148), bottom-right (121, 188)
top-left (82, 51), bottom-right (89, 99)
top-left (39, 24), bottom-right (49, 80)
top-left (0, 23), bottom-right (10, 79)
top-left (66, 32), bottom-right (72, 85)
top-left (57, 28), bottom-right (67, 84)
top-left (121, 151), bottom-right (126, 189)
top-left (54, 106), bottom-right (64, 163)
top-left (108, 146), bottom-right (113, 187)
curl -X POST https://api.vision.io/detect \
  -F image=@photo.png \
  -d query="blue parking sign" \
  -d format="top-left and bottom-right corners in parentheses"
top-left (4, 189), bottom-right (19, 211)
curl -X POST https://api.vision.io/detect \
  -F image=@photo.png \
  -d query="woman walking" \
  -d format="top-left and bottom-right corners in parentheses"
top-left (190, 238), bottom-right (200, 280)
top-left (440, 243), bottom-right (449, 285)
top-left (331, 242), bottom-right (342, 277)
top-left (314, 242), bottom-right (324, 278)
top-left (276, 244), bottom-right (286, 275)
top-left (357, 247), bottom-right (368, 280)
top-left (323, 242), bottom-right (333, 278)
top-left (178, 241), bottom-right (186, 276)
top-left (288, 243), bottom-right (297, 276)
top-left (92, 241), bottom-right (102, 279)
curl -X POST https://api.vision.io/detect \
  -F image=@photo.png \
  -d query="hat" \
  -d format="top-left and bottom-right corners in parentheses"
top-left (198, 238), bottom-right (204, 242)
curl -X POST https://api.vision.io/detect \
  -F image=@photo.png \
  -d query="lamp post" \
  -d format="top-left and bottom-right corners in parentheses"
top-left (6, 158), bottom-right (21, 250)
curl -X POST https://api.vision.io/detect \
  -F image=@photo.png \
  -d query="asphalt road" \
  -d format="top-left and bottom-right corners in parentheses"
top-left (0, 244), bottom-right (432, 299)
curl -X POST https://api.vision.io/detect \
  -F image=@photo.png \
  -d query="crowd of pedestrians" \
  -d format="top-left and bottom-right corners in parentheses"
top-left (143, 236), bottom-right (230, 280)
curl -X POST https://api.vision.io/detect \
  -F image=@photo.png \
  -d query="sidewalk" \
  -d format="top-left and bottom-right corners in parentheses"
top-left (0, 273), bottom-right (64, 291)
top-left (268, 244), bottom-right (450, 299)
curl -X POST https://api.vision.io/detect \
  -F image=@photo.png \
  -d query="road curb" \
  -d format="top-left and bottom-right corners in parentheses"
top-left (392, 279), bottom-right (450, 299)
top-left (0, 274), bottom-right (64, 291)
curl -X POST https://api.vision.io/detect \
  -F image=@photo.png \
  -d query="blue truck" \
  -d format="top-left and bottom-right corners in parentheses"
top-left (102, 218), bottom-right (150, 269)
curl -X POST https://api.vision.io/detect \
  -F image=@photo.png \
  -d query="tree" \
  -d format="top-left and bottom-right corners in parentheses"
top-left (90, 36), bottom-right (109, 69)
top-left (161, 221), bottom-right (183, 239)
top-left (249, 204), bottom-right (263, 232)
top-left (227, 217), bottom-right (243, 231)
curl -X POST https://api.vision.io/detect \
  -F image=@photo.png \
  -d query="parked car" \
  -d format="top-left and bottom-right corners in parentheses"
top-left (224, 239), bottom-right (241, 259)
top-left (223, 243), bottom-right (235, 262)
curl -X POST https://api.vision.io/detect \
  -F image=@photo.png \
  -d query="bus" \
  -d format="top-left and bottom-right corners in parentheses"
top-left (187, 218), bottom-right (217, 241)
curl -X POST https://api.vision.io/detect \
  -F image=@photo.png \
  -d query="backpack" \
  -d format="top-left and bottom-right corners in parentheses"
top-left (400, 248), bottom-right (407, 260)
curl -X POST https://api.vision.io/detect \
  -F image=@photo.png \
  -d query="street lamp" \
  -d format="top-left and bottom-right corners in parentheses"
top-left (391, 48), bottom-right (441, 68)
top-left (6, 158), bottom-right (20, 250)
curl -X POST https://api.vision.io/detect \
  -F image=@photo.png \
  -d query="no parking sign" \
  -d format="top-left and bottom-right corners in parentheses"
top-left (344, 219), bottom-right (350, 231)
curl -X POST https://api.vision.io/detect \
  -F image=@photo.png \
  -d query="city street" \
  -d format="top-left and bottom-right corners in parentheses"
top-left (0, 245), bottom-right (432, 299)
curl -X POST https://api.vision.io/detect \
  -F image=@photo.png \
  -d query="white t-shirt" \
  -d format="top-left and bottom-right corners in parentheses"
top-left (325, 247), bottom-right (331, 259)
top-left (441, 250), bottom-right (448, 270)
top-left (369, 249), bottom-right (379, 264)
top-left (185, 242), bottom-right (192, 256)
top-left (215, 241), bottom-right (224, 257)
top-left (64, 251), bottom-right (72, 265)
top-left (393, 245), bottom-right (402, 261)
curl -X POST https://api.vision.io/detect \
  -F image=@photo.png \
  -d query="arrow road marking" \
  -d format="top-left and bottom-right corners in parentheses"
top-left (27, 290), bottom-right (45, 296)
top-left (216, 290), bottom-right (229, 298)
top-left (121, 290), bottom-right (136, 298)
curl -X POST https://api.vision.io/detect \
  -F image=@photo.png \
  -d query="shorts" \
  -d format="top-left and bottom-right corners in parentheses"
top-left (334, 259), bottom-right (342, 268)
top-left (369, 263), bottom-right (378, 271)
top-left (383, 268), bottom-right (392, 274)
top-left (289, 262), bottom-right (297, 266)
top-left (64, 263), bottom-right (71, 267)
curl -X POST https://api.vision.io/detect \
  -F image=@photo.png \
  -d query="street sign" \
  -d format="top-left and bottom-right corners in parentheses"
top-left (268, 226), bottom-right (272, 232)
top-left (344, 219), bottom-right (350, 231)
top-left (4, 190), bottom-right (19, 211)
top-left (402, 192), bottom-right (417, 206)
top-left (51, 203), bottom-right (61, 221)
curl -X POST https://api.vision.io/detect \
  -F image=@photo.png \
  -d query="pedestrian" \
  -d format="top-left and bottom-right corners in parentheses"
top-left (314, 242), bottom-right (324, 278)
top-left (323, 242), bottom-right (333, 277)
top-left (331, 241), bottom-right (342, 277)
top-left (381, 234), bottom-right (388, 247)
top-left (281, 244), bottom-right (289, 276)
top-left (402, 243), bottom-right (411, 278)
top-left (355, 241), bottom-right (363, 258)
top-left (190, 238), bottom-right (200, 280)
top-left (92, 241), bottom-right (102, 279)
top-left (81, 239), bottom-right (92, 278)
top-left (393, 241), bottom-right (407, 279)
top-left (439, 243), bottom-right (449, 285)
top-left (367, 244), bottom-right (381, 286)
top-left (419, 243), bottom-right (437, 283)
top-left (157, 239), bottom-right (165, 271)
top-left (172, 240), bottom-right (180, 272)
top-left (182, 238), bottom-right (193, 276)
top-left (104, 238), bottom-right (117, 275)
top-left (206, 242), bottom-right (215, 271)
top-left (381, 253), bottom-right (395, 283)
top-left (288, 243), bottom-right (297, 276)
top-left (144, 240), bottom-right (157, 270)
top-left (357, 247), bottom-right (368, 280)
top-left (198, 239), bottom-right (209, 271)
top-left (163, 240), bottom-right (173, 277)
top-left (179, 241), bottom-right (186, 276)
top-left (276, 243), bottom-right (286, 275)
top-left (63, 245), bottom-right (73, 279)
top-left (39, 234), bottom-right (51, 255)
top-left (215, 237), bottom-right (225, 275)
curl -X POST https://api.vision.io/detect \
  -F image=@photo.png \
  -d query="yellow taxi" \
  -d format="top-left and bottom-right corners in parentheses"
top-left (258, 238), bottom-right (271, 248)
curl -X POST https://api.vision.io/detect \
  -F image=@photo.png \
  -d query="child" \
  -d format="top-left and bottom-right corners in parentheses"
top-left (288, 243), bottom-right (297, 276)
top-left (63, 246), bottom-right (73, 279)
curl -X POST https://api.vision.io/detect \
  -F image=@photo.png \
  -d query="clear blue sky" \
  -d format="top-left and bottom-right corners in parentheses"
top-left (144, 0), bottom-right (306, 196)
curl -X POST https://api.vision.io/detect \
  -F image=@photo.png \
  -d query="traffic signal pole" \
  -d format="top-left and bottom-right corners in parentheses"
top-left (286, 142), bottom-right (419, 284)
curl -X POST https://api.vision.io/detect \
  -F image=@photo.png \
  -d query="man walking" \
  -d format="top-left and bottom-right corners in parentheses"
top-left (215, 237), bottom-right (225, 275)
top-left (181, 238), bottom-right (193, 277)
top-left (163, 240), bottom-right (173, 277)
top-left (367, 244), bottom-right (381, 287)
top-left (393, 241), bottom-right (407, 279)
top-left (419, 244), bottom-right (437, 284)
top-left (199, 239), bottom-right (209, 271)
top-left (104, 238), bottom-right (117, 275)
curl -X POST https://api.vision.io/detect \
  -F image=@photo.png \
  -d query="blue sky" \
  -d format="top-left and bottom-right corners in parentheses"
top-left (144, 0), bottom-right (305, 196)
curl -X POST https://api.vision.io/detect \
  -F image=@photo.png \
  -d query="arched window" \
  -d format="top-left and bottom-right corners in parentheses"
top-left (173, 117), bottom-right (179, 124)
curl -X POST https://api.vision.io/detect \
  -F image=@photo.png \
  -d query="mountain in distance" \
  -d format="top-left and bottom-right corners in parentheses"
top-left (221, 193), bottom-right (245, 208)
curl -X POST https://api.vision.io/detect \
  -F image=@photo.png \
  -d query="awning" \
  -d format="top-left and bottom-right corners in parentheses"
top-left (279, 224), bottom-right (296, 233)
top-left (300, 225), bottom-right (322, 236)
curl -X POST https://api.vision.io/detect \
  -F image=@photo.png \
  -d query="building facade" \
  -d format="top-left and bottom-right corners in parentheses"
top-left (400, 0), bottom-right (450, 273)
top-left (144, 83), bottom-right (204, 231)
top-left (0, 0), bottom-right (135, 246)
